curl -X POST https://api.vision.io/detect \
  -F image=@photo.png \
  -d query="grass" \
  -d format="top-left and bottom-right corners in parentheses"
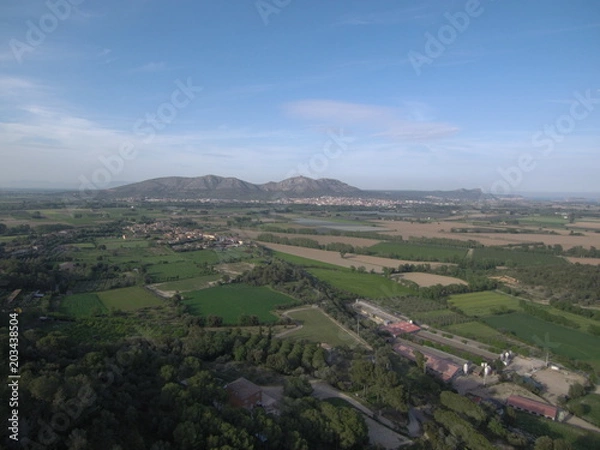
top-left (96, 286), bottom-right (164, 311)
top-left (285, 308), bottom-right (363, 347)
top-left (147, 261), bottom-right (207, 281)
top-left (308, 268), bottom-right (414, 298)
top-left (484, 312), bottom-right (600, 366)
top-left (517, 215), bottom-right (569, 227)
top-left (444, 321), bottom-right (502, 339)
top-left (183, 284), bottom-right (296, 324)
top-left (155, 274), bottom-right (221, 292)
top-left (513, 411), bottom-right (600, 450)
top-left (568, 394), bottom-right (600, 428)
top-left (449, 291), bottom-right (523, 317)
top-left (60, 293), bottom-right (108, 317)
top-left (367, 242), bottom-right (467, 261)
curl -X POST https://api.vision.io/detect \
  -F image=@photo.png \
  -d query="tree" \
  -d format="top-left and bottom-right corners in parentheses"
top-left (284, 377), bottom-right (313, 399)
top-left (413, 350), bottom-right (426, 374)
top-left (206, 315), bottom-right (223, 327)
top-left (534, 436), bottom-right (554, 450)
top-left (568, 382), bottom-right (586, 399)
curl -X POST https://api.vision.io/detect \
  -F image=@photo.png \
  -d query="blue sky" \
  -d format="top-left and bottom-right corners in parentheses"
top-left (1, 0), bottom-right (599, 193)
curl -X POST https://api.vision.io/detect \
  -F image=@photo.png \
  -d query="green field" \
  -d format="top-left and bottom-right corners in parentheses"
top-left (155, 274), bottom-right (221, 292)
top-left (60, 293), bottom-right (108, 317)
top-left (568, 394), bottom-right (600, 428)
top-left (308, 268), bottom-right (414, 298)
top-left (484, 312), bottom-right (600, 365)
top-left (367, 242), bottom-right (467, 261)
top-left (517, 215), bottom-right (568, 227)
top-left (183, 284), bottom-right (296, 324)
top-left (444, 321), bottom-right (502, 339)
top-left (449, 291), bottom-right (523, 317)
top-left (285, 308), bottom-right (363, 348)
top-left (272, 251), bottom-right (343, 269)
top-left (472, 247), bottom-right (567, 266)
top-left (96, 286), bottom-right (164, 311)
top-left (147, 261), bottom-right (207, 281)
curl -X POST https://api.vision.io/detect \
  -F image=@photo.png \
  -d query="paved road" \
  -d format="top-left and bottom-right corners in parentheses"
top-left (310, 381), bottom-right (413, 449)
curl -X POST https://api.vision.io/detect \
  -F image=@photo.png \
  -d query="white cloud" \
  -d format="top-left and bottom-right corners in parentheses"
top-left (284, 99), bottom-right (459, 141)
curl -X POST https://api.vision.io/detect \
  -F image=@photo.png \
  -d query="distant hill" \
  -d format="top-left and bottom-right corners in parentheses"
top-left (101, 175), bottom-right (361, 199)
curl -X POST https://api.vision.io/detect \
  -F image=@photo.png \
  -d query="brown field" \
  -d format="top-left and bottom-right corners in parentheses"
top-left (261, 242), bottom-right (453, 272)
top-left (565, 257), bottom-right (600, 266)
top-left (569, 221), bottom-right (600, 230)
top-left (235, 229), bottom-right (381, 247)
top-left (393, 272), bottom-right (467, 287)
top-left (373, 220), bottom-right (600, 249)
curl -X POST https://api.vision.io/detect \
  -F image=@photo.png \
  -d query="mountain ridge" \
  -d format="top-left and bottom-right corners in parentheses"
top-left (102, 175), bottom-right (361, 199)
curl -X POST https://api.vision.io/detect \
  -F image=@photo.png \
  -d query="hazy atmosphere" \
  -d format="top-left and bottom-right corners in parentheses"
top-left (1, 0), bottom-right (599, 193)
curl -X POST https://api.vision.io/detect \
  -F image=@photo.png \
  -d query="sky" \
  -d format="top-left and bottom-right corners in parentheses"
top-left (1, 0), bottom-right (599, 194)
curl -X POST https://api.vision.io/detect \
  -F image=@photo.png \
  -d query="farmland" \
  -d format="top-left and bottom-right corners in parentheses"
top-left (183, 284), bottom-right (296, 324)
top-left (484, 313), bottom-right (600, 368)
top-left (472, 247), bottom-right (567, 266)
top-left (261, 242), bottom-right (453, 272)
top-left (154, 274), bottom-right (221, 292)
top-left (393, 272), bottom-right (467, 287)
top-left (443, 321), bottom-right (503, 340)
top-left (60, 293), bottom-right (108, 317)
top-left (284, 307), bottom-right (364, 348)
top-left (96, 286), bottom-right (164, 311)
top-left (60, 286), bottom-right (163, 316)
top-left (307, 267), bottom-right (414, 298)
top-left (449, 291), bottom-right (524, 317)
top-left (366, 241), bottom-right (468, 261)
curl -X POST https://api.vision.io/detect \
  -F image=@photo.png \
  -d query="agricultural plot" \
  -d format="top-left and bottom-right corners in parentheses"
top-left (472, 247), bottom-right (567, 266)
top-left (393, 272), bottom-right (467, 287)
top-left (285, 308), bottom-right (363, 348)
top-left (308, 268), bottom-right (414, 298)
top-left (411, 309), bottom-right (471, 327)
top-left (96, 286), bottom-right (163, 311)
top-left (449, 291), bottom-right (523, 317)
top-left (273, 251), bottom-right (345, 269)
top-left (155, 274), bottom-right (221, 292)
top-left (60, 293), bottom-right (108, 317)
top-left (147, 261), bottom-right (206, 282)
top-left (444, 321), bottom-right (503, 340)
top-left (484, 313), bottom-right (600, 367)
top-left (183, 284), bottom-right (296, 324)
top-left (517, 215), bottom-right (568, 228)
top-left (366, 242), bottom-right (468, 261)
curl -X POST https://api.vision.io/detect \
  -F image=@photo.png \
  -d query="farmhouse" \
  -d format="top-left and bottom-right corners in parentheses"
top-left (506, 395), bottom-right (558, 421)
top-left (393, 344), bottom-right (461, 382)
top-left (225, 377), bottom-right (277, 414)
top-left (382, 321), bottom-right (421, 337)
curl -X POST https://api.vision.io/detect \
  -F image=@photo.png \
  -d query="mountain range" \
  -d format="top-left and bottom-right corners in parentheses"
top-left (101, 175), bottom-right (361, 199)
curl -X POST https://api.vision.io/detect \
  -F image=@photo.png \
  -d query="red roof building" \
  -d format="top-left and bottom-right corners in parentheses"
top-left (506, 395), bottom-right (558, 421)
top-left (393, 344), bottom-right (461, 382)
top-left (382, 321), bottom-right (421, 337)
